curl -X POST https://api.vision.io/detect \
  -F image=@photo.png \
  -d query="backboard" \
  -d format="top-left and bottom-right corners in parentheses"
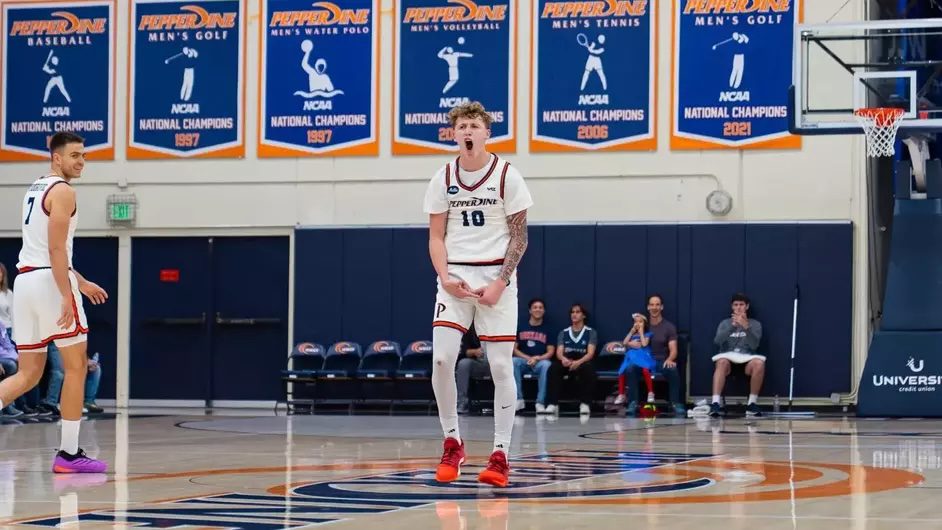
top-left (790, 18), bottom-right (942, 136)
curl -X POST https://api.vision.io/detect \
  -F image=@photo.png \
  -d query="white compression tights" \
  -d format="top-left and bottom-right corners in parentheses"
top-left (431, 327), bottom-right (516, 455)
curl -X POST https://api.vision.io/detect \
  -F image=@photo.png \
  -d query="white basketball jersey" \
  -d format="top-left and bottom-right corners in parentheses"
top-left (423, 154), bottom-right (533, 264)
top-left (17, 175), bottom-right (76, 271)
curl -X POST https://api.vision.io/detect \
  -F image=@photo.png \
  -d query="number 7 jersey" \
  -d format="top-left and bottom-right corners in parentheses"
top-left (423, 154), bottom-right (533, 264)
top-left (17, 175), bottom-right (77, 271)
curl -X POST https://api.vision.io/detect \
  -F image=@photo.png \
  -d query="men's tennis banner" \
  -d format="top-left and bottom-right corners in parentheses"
top-left (128, 0), bottom-right (245, 159)
top-left (259, 0), bottom-right (379, 157)
top-left (671, 0), bottom-right (801, 149)
top-left (393, 0), bottom-right (516, 154)
top-left (1, 0), bottom-right (115, 161)
top-left (531, 0), bottom-right (655, 152)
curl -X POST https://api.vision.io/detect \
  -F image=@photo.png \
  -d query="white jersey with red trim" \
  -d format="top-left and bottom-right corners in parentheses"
top-left (422, 154), bottom-right (533, 264)
top-left (17, 175), bottom-right (76, 271)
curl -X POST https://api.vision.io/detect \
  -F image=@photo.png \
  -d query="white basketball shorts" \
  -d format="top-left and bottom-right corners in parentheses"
top-left (12, 268), bottom-right (88, 351)
top-left (432, 264), bottom-right (518, 343)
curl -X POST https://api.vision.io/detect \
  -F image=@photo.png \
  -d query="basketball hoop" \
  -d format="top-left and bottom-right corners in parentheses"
top-left (853, 107), bottom-right (905, 157)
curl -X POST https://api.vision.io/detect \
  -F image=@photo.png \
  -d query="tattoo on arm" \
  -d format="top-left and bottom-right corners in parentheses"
top-left (500, 210), bottom-right (528, 282)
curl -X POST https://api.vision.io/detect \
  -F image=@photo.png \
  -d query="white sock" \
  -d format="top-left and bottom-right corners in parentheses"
top-left (712, 394), bottom-right (721, 405)
top-left (486, 341), bottom-right (516, 456)
top-left (59, 419), bottom-right (81, 455)
top-left (431, 327), bottom-right (462, 443)
top-left (748, 394), bottom-right (758, 405)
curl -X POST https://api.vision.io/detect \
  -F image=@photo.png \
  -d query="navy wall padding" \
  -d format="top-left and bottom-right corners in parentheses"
top-left (391, 228), bottom-right (436, 345)
top-left (515, 226), bottom-right (544, 326)
top-left (688, 224), bottom-right (746, 395)
top-left (797, 223), bottom-right (854, 394)
top-left (294, 229), bottom-right (344, 345)
top-left (342, 229), bottom-right (393, 341)
top-left (542, 225), bottom-right (596, 336)
top-left (646, 225), bottom-right (680, 325)
top-left (740, 224), bottom-right (799, 398)
top-left (294, 222), bottom-right (854, 398)
top-left (595, 225), bottom-right (647, 343)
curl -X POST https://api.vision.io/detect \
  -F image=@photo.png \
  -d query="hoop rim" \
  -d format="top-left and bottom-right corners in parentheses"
top-left (853, 107), bottom-right (905, 118)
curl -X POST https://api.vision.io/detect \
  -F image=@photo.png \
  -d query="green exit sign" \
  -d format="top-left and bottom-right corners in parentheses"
top-left (107, 194), bottom-right (137, 225)
top-left (110, 203), bottom-right (133, 221)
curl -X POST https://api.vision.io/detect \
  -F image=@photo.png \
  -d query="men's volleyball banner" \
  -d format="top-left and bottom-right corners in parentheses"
top-left (394, 0), bottom-right (515, 154)
top-left (531, 0), bottom-right (655, 152)
top-left (259, 0), bottom-right (378, 157)
top-left (129, 0), bottom-right (244, 159)
top-left (0, 0), bottom-right (115, 161)
top-left (672, 0), bottom-right (801, 149)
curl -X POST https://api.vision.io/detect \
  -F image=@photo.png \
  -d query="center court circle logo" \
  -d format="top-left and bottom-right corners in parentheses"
top-left (11, 450), bottom-right (924, 528)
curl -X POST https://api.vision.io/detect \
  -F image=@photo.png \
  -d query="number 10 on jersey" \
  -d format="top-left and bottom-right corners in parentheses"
top-left (462, 210), bottom-right (485, 227)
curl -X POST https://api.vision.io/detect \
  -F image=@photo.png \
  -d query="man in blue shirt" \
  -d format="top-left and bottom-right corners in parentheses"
top-left (512, 299), bottom-right (554, 413)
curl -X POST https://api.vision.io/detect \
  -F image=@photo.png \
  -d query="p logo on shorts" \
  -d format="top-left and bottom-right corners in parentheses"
top-left (436, 303), bottom-right (446, 318)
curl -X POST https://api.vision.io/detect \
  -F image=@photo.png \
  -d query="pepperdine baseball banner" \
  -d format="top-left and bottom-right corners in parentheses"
top-left (1, 0), bottom-right (115, 161)
top-left (672, 0), bottom-right (802, 149)
top-left (531, 0), bottom-right (656, 152)
top-left (128, 0), bottom-right (245, 159)
top-left (258, 0), bottom-right (379, 157)
top-left (393, 0), bottom-right (516, 155)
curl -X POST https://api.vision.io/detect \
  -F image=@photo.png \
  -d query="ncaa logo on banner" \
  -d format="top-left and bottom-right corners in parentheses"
top-left (394, 0), bottom-right (516, 154)
top-left (128, 0), bottom-right (245, 159)
top-left (0, 0), bottom-right (115, 161)
top-left (671, 0), bottom-right (802, 149)
top-left (531, 0), bottom-right (655, 152)
top-left (259, 0), bottom-right (379, 157)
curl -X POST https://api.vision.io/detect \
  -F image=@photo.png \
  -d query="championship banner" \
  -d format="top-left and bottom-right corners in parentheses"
top-left (259, 0), bottom-right (378, 157)
top-left (128, 0), bottom-right (244, 159)
top-left (393, 0), bottom-right (515, 155)
top-left (671, 0), bottom-right (802, 149)
top-left (0, 0), bottom-right (115, 161)
top-left (531, 0), bottom-right (655, 152)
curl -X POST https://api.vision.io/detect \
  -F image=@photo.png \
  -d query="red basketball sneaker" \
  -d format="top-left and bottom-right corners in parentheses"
top-left (435, 437), bottom-right (465, 482)
top-left (477, 450), bottom-right (510, 487)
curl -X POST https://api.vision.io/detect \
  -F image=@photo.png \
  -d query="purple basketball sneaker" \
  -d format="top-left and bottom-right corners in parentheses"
top-left (53, 448), bottom-right (107, 474)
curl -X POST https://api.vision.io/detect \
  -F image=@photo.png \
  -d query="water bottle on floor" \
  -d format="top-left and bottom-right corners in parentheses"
top-left (773, 395), bottom-right (780, 414)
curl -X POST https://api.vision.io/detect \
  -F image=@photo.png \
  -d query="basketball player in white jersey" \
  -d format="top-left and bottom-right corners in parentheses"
top-left (423, 101), bottom-right (532, 487)
top-left (0, 131), bottom-right (108, 473)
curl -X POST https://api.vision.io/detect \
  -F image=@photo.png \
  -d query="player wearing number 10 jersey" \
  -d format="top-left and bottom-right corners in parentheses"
top-left (422, 101), bottom-right (533, 488)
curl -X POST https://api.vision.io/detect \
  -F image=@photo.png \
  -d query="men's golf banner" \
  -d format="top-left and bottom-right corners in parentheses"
top-left (672, 0), bottom-right (801, 149)
top-left (1, 0), bottom-right (115, 161)
top-left (129, 0), bottom-right (245, 159)
top-left (394, 0), bottom-right (516, 155)
top-left (531, 0), bottom-right (655, 152)
top-left (259, 0), bottom-right (379, 157)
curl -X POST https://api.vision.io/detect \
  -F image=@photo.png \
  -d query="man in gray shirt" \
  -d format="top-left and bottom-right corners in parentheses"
top-left (710, 293), bottom-right (765, 418)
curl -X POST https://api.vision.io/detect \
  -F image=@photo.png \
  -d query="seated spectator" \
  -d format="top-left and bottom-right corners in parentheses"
top-left (0, 263), bottom-right (11, 340)
top-left (0, 331), bottom-right (27, 418)
top-left (84, 352), bottom-right (103, 414)
top-left (513, 298), bottom-right (554, 413)
top-left (546, 303), bottom-right (598, 416)
top-left (37, 342), bottom-right (64, 416)
top-left (455, 325), bottom-right (486, 415)
top-left (620, 294), bottom-right (685, 417)
top-left (617, 312), bottom-right (655, 405)
top-left (710, 293), bottom-right (765, 418)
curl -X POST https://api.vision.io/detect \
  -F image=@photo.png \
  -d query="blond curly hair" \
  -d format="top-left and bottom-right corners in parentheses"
top-left (447, 101), bottom-right (492, 129)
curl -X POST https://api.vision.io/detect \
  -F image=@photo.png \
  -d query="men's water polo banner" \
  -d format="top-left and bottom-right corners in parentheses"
top-left (531, 0), bottom-right (655, 152)
top-left (259, 0), bottom-right (378, 157)
top-left (394, 0), bottom-right (516, 155)
top-left (129, 0), bottom-right (245, 159)
top-left (1, 0), bottom-right (115, 161)
top-left (672, 0), bottom-right (801, 149)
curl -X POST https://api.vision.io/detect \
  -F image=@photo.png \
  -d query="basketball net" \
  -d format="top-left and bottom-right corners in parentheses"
top-left (853, 107), bottom-right (905, 157)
